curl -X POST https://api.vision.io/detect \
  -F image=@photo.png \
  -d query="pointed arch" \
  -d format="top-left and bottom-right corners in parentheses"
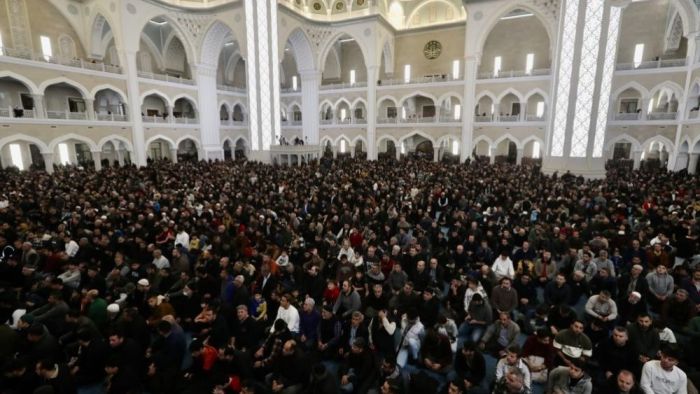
top-left (475, 91), bottom-right (498, 103)
top-left (233, 135), bottom-right (249, 148)
top-left (376, 134), bottom-right (400, 146)
top-left (282, 28), bottom-right (316, 72)
top-left (642, 135), bottom-right (675, 152)
top-left (97, 135), bottom-right (134, 152)
top-left (472, 135), bottom-right (495, 150)
top-left (437, 92), bottom-right (463, 106)
top-left (334, 97), bottom-right (352, 109)
top-left (319, 136), bottom-right (334, 147)
top-left (145, 135), bottom-right (176, 150)
top-left (319, 99), bottom-right (335, 111)
top-left (175, 135), bottom-right (202, 150)
top-left (39, 77), bottom-right (90, 98)
top-left (435, 133), bottom-right (460, 148)
top-left (612, 81), bottom-right (650, 100)
top-left (334, 134), bottom-right (352, 145)
top-left (136, 15), bottom-right (197, 70)
top-left (173, 93), bottom-right (199, 110)
top-left (351, 97), bottom-right (368, 109)
top-left (603, 134), bottom-right (642, 152)
top-left (140, 89), bottom-right (171, 106)
top-left (496, 88), bottom-right (525, 104)
top-left (521, 135), bottom-right (545, 148)
top-left (524, 88), bottom-right (549, 103)
top-left (406, 0), bottom-right (466, 28)
top-left (218, 101), bottom-right (232, 113)
top-left (494, 133), bottom-right (523, 149)
top-left (476, 3), bottom-right (555, 55)
top-left (398, 129), bottom-right (437, 145)
top-left (0, 71), bottom-right (40, 94)
top-left (48, 133), bottom-right (99, 152)
top-left (351, 135), bottom-right (368, 147)
top-left (377, 95), bottom-right (398, 107)
top-left (398, 91), bottom-right (438, 107)
top-left (0, 134), bottom-right (49, 153)
top-left (318, 30), bottom-right (369, 73)
top-left (200, 20), bottom-right (238, 66)
top-left (649, 81), bottom-right (684, 100)
top-left (90, 84), bottom-right (128, 101)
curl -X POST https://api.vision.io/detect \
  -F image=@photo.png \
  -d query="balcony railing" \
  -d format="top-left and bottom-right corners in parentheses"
top-left (0, 107), bottom-right (35, 118)
top-left (220, 119), bottom-right (248, 126)
top-left (477, 68), bottom-right (551, 80)
top-left (647, 112), bottom-right (678, 120)
top-left (142, 115), bottom-right (169, 123)
top-left (0, 46), bottom-right (122, 74)
top-left (377, 116), bottom-right (462, 124)
top-left (378, 74), bottom-right (460, 87)
top-left (614, 113), bottom-right (641, 121)
top-left (498, 115), bottom-right (520, 122)
top-left (174, 117), bottom-right (198, 124)
top-left (320, 81), bottom-right (367, 90)
top-left (280, 87), bottom-right (301, 93)
top-left (474, 114), bottom-right (545, 122)
top-left (217, 84), bottom-right (247, 93)
top-left (526, 114), bottom-right (546, 122)
top-left (138, 71), bottom-right (195, 85)
top-left (615, 58), bottom-right (686, 71)
top-left (47, 111), bottom-right (86, 120)
top-left (689, 111), bottom-right (699, 119)
top-left (281, 120), bottom-right (302, 126)
top-left (96, 113), bottom-right (129, 121)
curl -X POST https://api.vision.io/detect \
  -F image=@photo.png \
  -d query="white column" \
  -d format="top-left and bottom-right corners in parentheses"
top-left (300, 71), bottom-right (321, 144)
top-left (85, 99), bottom-right (95, 120)
top-left (170, 148), bottom-right (178, 163)
top-left (243, 0), bottom-right (281, 160)
top-left (631, 150), bottom-right (642, 170)
top-left (32, 94), bottom-right (46, 118)
top-left (196, 64), bottom-right (224, 161)
top-left (332, 146), bottom-right (338, 159)
top-left (123, 50), bottom-right (147, 166)
top-left (542, 1), bottom-right (623, 178)
top-left (350, 146), bottom-right (356, 158)
top-left (366, 65), bottom-right (379, 160)
top-left (166, 105), bottom-right (174, 123)
top-left (688, 153), bottom-right (699, 174)
top-left (516, 148), bottom-right (524, 165)
top-left (395, 147), bottom-right (400, 161)
top-left (41, 153), bottom-right (54, 174)
top-left (433, 146), bottom-right (440, 162)
top-left (489, 147), bottom-right (496, 164)
top-left (92, 151), bottom-right (102, 171)
top-left (460, 56), bottom-right (478, 162)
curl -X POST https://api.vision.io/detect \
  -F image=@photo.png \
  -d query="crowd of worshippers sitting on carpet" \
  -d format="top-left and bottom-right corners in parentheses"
top-left (0, 157), bottom-right (698, 394)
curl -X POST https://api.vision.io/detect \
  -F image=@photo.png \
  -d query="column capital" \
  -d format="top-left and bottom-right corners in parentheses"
top-left (194, 63), bottom-right (218, 78)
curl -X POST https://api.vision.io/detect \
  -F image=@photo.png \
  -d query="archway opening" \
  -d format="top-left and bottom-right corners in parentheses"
top-left (0, 77), bottom-right (34, 118)
top-left (45, 83), bottom-right (86, 119)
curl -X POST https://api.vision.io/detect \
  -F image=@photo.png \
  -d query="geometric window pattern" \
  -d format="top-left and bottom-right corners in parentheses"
top-left (550, 0), bottom-right (580, 157)
top-left (570, 0), bottom-right (604, 157)
top-left (257, 0), bottom-right (272, 150)
top-left (593, 6), bottom-right (621, 158)
top-left (245, 0), bottom-right (259, 150)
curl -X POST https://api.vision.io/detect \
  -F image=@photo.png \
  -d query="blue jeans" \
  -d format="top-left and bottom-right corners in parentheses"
top-left (458, 322), bottom-right (486, 347)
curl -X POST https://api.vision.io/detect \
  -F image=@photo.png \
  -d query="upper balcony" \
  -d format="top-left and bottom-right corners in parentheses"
top-left (137, 71), bottom-right (195, 86)
top-left (0, 46), bottom-right (122, 74)
top-left (615, 58), bottom-right (686, 72)
top-left (476, 68), bottom-right (551, 81)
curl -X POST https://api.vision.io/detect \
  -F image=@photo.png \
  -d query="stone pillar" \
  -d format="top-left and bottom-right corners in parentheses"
top-left (123, 50), bottom-right (147, 166)
top-left (243, 0), bottom-right (281, 158)
top-left (332, 146), bottom-right (338, 159)
top-left (300, 71), bottom-right (321, 144)
top-left (170, 148), bottom-right (179, 163)
top-left (196, 64), bottom-right (224, 161)
top-left (433, 146), bottom-right (440, 162)
top-left (32, 94), bottom-right (46, 118)
top-left (640, 99), bottom-right (649, 120)
top-left (542, 1), bottom-right (624, 178)
top-left (516, 148), bottom-right (524, 165)
top-left (85, 99), bottom-right (95, 120)
top-left (41, 152), bottom-right (54, 174)
top-left (489, 147), bottom-right (496, 164)
top-left (350, 147), bottom-right (356, 158)
top-left (688, 153), bottom-right (699, 174)
top-left (460, 56), bottom-right (478, 163)
top-left (92, 151), bottom-right (102, 171)
top-left (166, 105), bottom-right (174, 123)
top-left (366, 65), bottom-right (379, 160)
top-left (631, 150), bottom-right (642, 170)
top-left (395, 148), bottom-right (400, 161)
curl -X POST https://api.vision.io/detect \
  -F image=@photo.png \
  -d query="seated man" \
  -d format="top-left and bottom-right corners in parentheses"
top-left (601, 370), bottom-right (643, 394)
top-left (596, 326), bottom-right (636, 384)
top-left (640, 345), bottom-right (687, 394)
top-left (450, 342), bottom-right (486, 391)
top-left (584, 290), bottom-right (618, 327)
top-left (522, 328), bottom-right (556, 384)
top-left (495, 345), bottom-right (532, 393)
top-left (552, 319), bottom-right (592, 366)
top-left (547, 358), bottom-right (592, 394)
top-left (479, 312), bottom-right (520, 358)
top-left (493, 366), bottom-right (528, 394)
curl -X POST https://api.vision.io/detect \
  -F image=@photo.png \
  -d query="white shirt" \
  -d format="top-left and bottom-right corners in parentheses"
top-left (65, 240), bottom-right (79, 258)
top-left (495, 358), bottom-right (531, 391)
top-left (175, 231), bottom-right (190, 250)
top-left (492, 257), bottom-right (515, 280)
top-left (640, 360), bottom-right (687, 394)
top-left (272, 304), bottom-right (300, 333)
top-left (152, 256), bottom-right (170, 270)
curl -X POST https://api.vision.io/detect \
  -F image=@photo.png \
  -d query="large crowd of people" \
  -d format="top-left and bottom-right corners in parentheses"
top-left (0, 156), bottom-right (698, 394)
